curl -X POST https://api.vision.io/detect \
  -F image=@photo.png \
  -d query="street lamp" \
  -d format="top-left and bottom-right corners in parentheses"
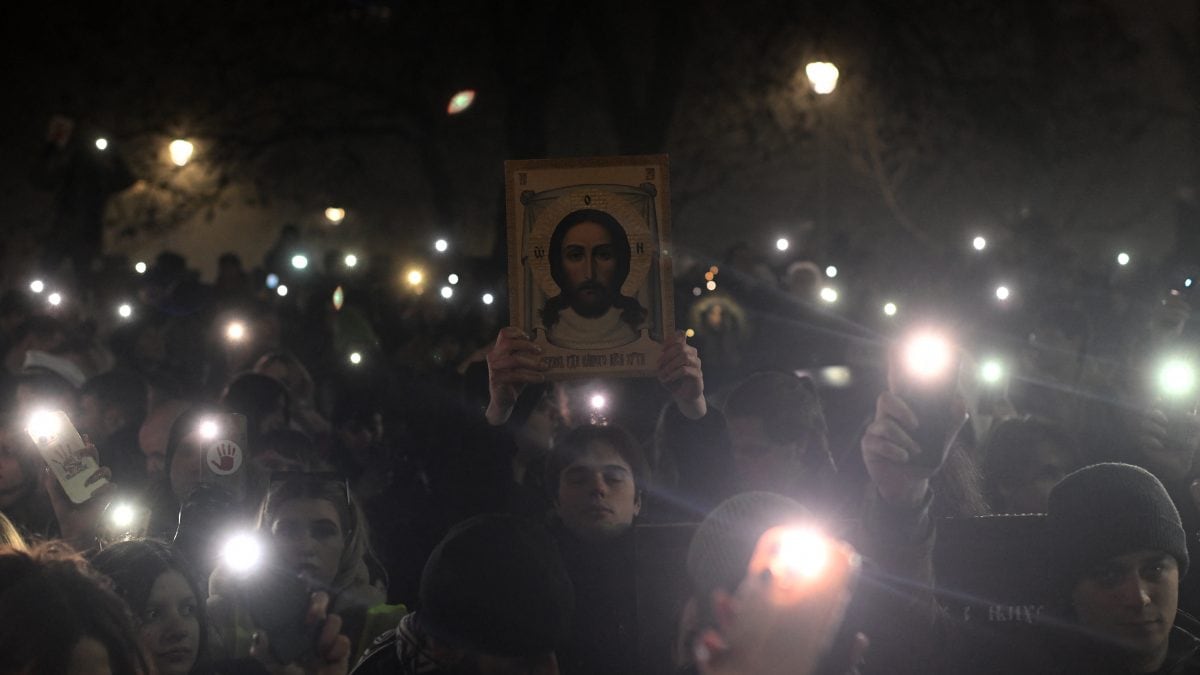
top-left (805, 61), bottom-right (840, 95)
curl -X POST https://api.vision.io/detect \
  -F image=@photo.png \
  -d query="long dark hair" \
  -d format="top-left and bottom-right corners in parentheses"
top-left (90, 539), bottom-right (211, 674)
top-left (541, 208), bottom-right (647, 329)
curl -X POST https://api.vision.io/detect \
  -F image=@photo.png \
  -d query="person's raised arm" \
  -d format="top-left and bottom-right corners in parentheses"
top-left (485, 327), bottom-right (548, 426)
top-left (657, 331), bottom-right (707, 420)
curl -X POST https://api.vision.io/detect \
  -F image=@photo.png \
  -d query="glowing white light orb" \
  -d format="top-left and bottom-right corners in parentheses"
top-left (110, 503), bottom-right (136, 528)
top-left (980, 360), bottom-right (1005, 385)
top-left (406, 269), bottom-right (424, 286)
top-left (225, 321), bottom-right (246, 342)
top-left (706, 280), bottom-right (717, 291)
top-left (135, 261), bottom-right (148, 274)
top-left (290, 254), bottom-right (308, 270)
top-left (447, 89), bottom-right (476, 115)
top-left (434, 239), bottom-right (449, 253)
top-left (482, 293), bottom-right (495, 305)
top-left (590, 394), bottom-right (607, 410)
top-left (344, 254), bottom-right (358, 268)
top-left (27, 410), bottom-right (60, 440)
top-left (995, 285), bottom-right (1011, 301)
top-left (1117, 252), bottom-right (1130, 266)
top-left (774, 528), bottom-right (830, 580)
top-left (440, 286), bottom-right (453, 299)
top-left (972, 236), bottom-right (987, 251)
top-left (198, 420), bottom-right (219, 440)
top-left (29, 280), bottom-right (44, 294)
top-left (276, 285), bottom-right (289, 297)
top-left (324, 207), bottom-right (346, 223)
top-left (819, 287), bottom-right (839, 303)
top-left (825, 265), bottom-right (838, 278)
top-left (775, 238), bottom-right (790, 252)
top-left (168, 139), bottom-right (194, 167)
top-left (117, 303), bottom-right (133, 319)
top-left (47, 293), bottom-right (62, 307)
top-left (805, 61), bottom-right (840, 95)
top-left (685, 328), bottom-right (696, 338)
top-left (95, 138), bottom-right (108, 151)
top-left (905, 332), bottom-right (953, 380)
top-left (692, 287), bottom-right (702, 297)
top-left (1186, 278), bottom-right (1194, 288)
top-left (883, 302), bottom-right (897, 317)
top-left (222, 533), bottom-right (263, 573)
top-left (349, 352), bottom-right (363, 365)
top-left (1159, 359), bottom-right (1197, 398)
top-left (448, 274), bottom-right (460, 285)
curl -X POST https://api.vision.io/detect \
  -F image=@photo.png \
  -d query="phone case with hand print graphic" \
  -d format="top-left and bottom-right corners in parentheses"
top-left (200, 413), bottom-right (248, 501)
top-left (27, 411), bottom-right (107, 504)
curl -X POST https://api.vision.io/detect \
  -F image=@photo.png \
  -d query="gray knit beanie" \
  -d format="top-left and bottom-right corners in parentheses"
top-left (1046, 463), bottom-right (1189, 588)
top-left (686, 492), bottom-right (811, 598)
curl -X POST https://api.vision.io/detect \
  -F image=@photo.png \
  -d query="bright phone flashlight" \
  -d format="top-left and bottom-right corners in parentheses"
top-left (904, 332), bottom-right (953, 381)
top-left (225, 321), bottom-right (247, 342)
top-left (29, 280), bottom-right (44, 294)
top-left (434, 239), bottom-right (449, 253)
top-left (26, 410), bottom-right (61, 440)
top-left (222, 532), bottom-right (264, 574)
top-left (109, 503), bottom-right (137, 529)
top-left (198, 419), bottom-right (219, 440)
top-left (117, 303), bottom-right (133, 319)
top-left (590, 394), bottom-right (607, 410)
top-left (770, 527), bottom-right (830, 584)
top-left (47, 292), bottom-right (63, 307)
top-left (349, 351), bottom-right (363, 365)
top-left (980, 359), bottom-right (1005, 385)
top-left (290, 254), bottom-right (308, 270)
top-left (1158, 359), bottom-right (1197, 398)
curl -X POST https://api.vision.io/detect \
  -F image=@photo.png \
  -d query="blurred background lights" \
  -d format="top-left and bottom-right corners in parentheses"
top-left (825, 265), bottom-right (838, 278)
top-left (344, 254), bottom-right (358, 268)
top-left (448, 273), bottom-right (459, 285)
top-left (1117, 252), bottom-right (1130, 266)
top-left (805, 61), bottom-right (840, 95)
top-left (94, 138), bottom-right (108, 151)
top-left (324, 207), bottom-right (346, 223)
top-left (440, 286), bottom-right (453, 299)
top-left (29, 280), bottom-right (44, 294)
top-left (135, 261), bottom-right (147, 274)
top-left (972, 236), bottom-right (987, 251)
top-left (589, 394), bottom-right (607, 410)
top-left (168, 139), bottom-right (194, 166)
top-left (692, 287), bottom-right (702, 297)
top-left (775, 237), bottom-right (790, 252)
top-left (706, 280), bottom-right (717, 291)
top-left (276, 285), bottom-right (289, 297)
top-left (883, 301), bottom-right (897, 316)
top-left (332, 286), bottom-right (345, 310)
top-left (117, 303), bottom-right (133, 319)
top-left (290, 254), bottom-right (308, 270)
top-left (349, 351), bottom-right (362, 365)
top-left (225, 321), bottom-right (246, 341)
top-left (47, 292), bottom-right (62, 307)
top-left (481, 293), bottom-right (494, 305)
top-left (995, 285), bottom-right (1011, 301)
top-left (266, 273), bottom-right (280, 289)
top-left (685, 328), bottom-right (695, 338)
top-left (904, 332), bottom-right (953, 380)
top-left (406, 269), bottom-right (424, 286)
top-left (819, 287), bottom-right (838, 303)
top-left (447, 89), bottom-right (476, 115)
top-left (434, 239), bottom-right (449, 253)
top-left (1186, 278), bottom-right (1194, 288)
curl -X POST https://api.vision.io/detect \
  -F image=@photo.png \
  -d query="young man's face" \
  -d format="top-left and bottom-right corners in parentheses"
top-left (560, 221), bottom-right (618, 318)
top-left (1071, 549), bottom-right (1178, 670)
top-left (555, 441), bottom-right (640, 540)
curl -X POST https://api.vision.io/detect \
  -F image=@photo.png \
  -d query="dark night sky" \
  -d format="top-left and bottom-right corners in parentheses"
top-left (0, 0), bottom-right (1195, 283)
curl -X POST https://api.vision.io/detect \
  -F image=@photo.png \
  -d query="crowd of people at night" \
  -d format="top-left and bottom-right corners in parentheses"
top-left (2, 188), bottom-right (1200, 675)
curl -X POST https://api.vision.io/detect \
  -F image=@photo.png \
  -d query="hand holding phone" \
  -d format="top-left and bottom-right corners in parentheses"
top-left (27, 410), bottom-right (108, 504)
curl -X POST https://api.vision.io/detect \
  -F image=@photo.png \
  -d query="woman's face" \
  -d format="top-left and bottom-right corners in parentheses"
top-left (139, 570), bottom-right (200, 675)
top-left (270, 497), bottom-right (346, 587)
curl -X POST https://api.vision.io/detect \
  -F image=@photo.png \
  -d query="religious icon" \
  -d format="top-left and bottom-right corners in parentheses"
top-left (504, 155), bottom-right (674, 378)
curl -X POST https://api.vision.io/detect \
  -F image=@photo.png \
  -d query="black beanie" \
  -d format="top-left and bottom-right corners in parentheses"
top-left (417, 515), bottom-right (574, 658)
top-left (1046, 463), bottom-right (1189, 589)
top-left (686, 492), bottom-right (811, 598)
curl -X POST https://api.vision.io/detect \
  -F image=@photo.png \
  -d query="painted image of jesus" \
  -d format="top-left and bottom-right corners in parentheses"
top-left (541, 208), bottom-right (647, 349)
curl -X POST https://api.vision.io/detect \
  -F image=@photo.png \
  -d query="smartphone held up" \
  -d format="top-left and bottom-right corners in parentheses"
top-left (26, 409), bottom-right (107, 504)
top-left (893, 330), bottom-right (962, 468)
